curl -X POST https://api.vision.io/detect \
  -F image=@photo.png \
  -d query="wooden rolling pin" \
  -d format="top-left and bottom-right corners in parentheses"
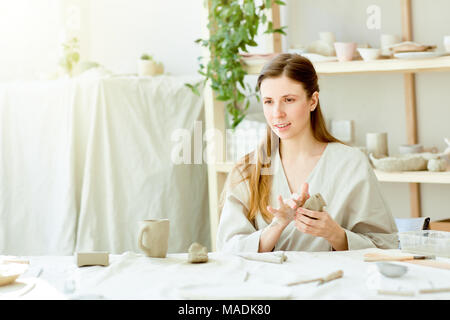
top-left (405, 260), bottom-right (450, 270)
top-left (364, 253), bottom-right (450, 270)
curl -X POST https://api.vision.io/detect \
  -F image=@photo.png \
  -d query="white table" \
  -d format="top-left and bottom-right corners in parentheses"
top-left (2, 248), bottom-right (450, 300)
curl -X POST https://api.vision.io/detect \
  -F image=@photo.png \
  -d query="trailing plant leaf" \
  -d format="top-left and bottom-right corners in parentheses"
top-left (186, 0), bottom-right (286, 129)
top-left (59, 37), bottom-right (80, 77)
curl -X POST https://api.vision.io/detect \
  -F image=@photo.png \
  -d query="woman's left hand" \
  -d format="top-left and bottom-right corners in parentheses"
top-left (294, 207), bottom-right (348, 250)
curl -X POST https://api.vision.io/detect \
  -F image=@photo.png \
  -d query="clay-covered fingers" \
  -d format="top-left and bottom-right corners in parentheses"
top-left (300, 182), bottom-right (309, 201)
top-left (285, 197), bottom-right (298, 209)
top-left (277, 195), bottom-right (289, 209)
top-left (291, 183), bottom-right (310, 208)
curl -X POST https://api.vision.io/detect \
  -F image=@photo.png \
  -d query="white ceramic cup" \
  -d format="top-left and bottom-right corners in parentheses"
top-left (334, 42), bottom-right (357, 62)
top-left (138, 219), bottom-right (170, 258)
top-left (444, 36), bottom-right (450, 53)
top-left (380, 34), bottom-right (400, 56)
top-left (366, 132), bottom-right (389, 158)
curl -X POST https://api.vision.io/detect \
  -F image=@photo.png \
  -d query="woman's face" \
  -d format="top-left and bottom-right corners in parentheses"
top-left (260, 74), bottom-right (318, 141)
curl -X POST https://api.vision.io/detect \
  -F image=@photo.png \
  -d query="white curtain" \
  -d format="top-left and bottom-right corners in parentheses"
top-left (0, 75), bottom-right (210, 255)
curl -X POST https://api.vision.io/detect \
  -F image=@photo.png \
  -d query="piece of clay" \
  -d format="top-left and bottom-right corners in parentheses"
top-left (388, 41), bottom-right (436, 53)
top-left (427, 158), bottom-right (447, 172)
top-left (303, 193), bottom-right (327, 212)
top-left (188, 242), bottom-right (208, 263)
top-left (369, 153), bottom-right (428, 172)
top-left (76, 252), bottom-right (109, 267)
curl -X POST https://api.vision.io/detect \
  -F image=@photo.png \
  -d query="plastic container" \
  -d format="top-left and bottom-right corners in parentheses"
top-left (398, 230), bottom-right (450, 258)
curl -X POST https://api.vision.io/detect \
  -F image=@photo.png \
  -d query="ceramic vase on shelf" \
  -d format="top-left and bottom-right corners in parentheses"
top-left (334, 42), bottom-right (357, 62)
top-left (444, 36), bottom-right (450, 53)
top-left (138, 59), bottom-right (158, 76)
top-left (380, 34), bottom-right (400, 57)
top-left (366, 132), bottom-right (389, 158)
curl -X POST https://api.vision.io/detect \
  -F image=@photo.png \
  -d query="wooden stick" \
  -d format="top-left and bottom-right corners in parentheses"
top-left (287, 270), bottom-right (343, 286)
top-left (419, 287), bottom-right (450, 294)
top-left (2, 259), bottom-right (30, 264)
top-left (378, 289), bottom-right (415, 297)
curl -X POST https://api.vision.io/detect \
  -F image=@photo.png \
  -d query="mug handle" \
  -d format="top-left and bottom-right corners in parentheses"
top-left (138, 225), bottom-right (151, 253)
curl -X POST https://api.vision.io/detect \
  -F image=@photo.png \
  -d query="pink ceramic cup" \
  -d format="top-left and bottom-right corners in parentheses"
top-left (334, 42), bottom-right (357, 62)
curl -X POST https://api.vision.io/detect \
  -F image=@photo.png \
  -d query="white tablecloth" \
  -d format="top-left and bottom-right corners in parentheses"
top-left (2, 249), bottom-right (449, 300)
top-left (0, 74), bottom-right (209, 255)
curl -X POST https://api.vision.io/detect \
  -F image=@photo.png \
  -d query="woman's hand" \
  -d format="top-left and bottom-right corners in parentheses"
top-left (285, 182), bottom-right (310, 211)
top-left (294, 207), bottom-right (348, 251)
top-left (266, 195), bottom-right (297, 228)
top-left (259, 183), bottom-right (311, 253)
top-left (267, 183), bottom-right (310, 229)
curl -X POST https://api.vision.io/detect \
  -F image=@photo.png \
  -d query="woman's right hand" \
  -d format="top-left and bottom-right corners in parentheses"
top-left (266, 183), bottom-right (310, 228)
top-left (286, 183), bottom-right (310, 211)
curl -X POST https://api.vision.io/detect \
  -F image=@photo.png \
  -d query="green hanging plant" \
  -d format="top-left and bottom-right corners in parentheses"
top-left (59, 37), bottom-right (80, 77)
top-left (186, 0), bottom-right (286, 129)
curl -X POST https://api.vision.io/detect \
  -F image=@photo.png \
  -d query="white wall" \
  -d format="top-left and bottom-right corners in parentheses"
top-left (83, 0), bottom-right (205, 75)
top-left (83, 0), bottom-right (272, 75)
top-left (0, 0), bottom-right (63, 81)
top-left (0, 0), bottom-right (271, 79)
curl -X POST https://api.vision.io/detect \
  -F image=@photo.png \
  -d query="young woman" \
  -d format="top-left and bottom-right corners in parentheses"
top-left (216, 53), bottom-right (398, 253)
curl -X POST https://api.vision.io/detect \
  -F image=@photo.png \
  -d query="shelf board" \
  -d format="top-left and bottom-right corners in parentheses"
top-left (373, 169), bottom-right (450, 184)
top-left (243, 56), bottom-right (450, 75)
top-left (213, 162), bottom-right (450, 184)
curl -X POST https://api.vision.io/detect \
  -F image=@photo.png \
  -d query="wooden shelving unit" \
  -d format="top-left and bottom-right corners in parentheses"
top-left (203, 0), bottom-right (450, 250)
top-left (243, 56), bottom-right (450, 75)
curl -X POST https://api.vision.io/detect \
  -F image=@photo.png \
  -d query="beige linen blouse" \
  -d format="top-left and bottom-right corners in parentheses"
top-left (216, 142), bottom-right (399, 253)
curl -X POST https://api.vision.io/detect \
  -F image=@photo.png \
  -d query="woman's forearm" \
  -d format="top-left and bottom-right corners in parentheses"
top-left (328, 226), bottom-right (348, 251)
top-left (258, 222), bottom-right (287, 252)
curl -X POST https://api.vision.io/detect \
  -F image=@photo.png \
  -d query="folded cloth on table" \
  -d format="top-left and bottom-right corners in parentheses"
top-left (236, 251), bottom-right (287, 264)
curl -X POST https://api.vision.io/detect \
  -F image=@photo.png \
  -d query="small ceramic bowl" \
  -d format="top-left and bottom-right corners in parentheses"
top-left (357, 48), bottom-right (381, 61)
top-left (334, 42), bottom-right (357, 62)
top-left (376, 262), bottom-right (408, 278)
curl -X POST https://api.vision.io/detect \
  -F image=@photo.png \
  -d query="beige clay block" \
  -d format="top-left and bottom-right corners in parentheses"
top-left (76, 252), bottom-right (109, 267)
top-left (303, 193), bottom-right (327, 212)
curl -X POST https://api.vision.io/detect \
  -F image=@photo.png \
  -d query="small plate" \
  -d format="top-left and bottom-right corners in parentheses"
top-left (0, 274), bottom-right (21, 287)
top-left (0, 263), bottom-right (29, 287)
top-left (394, 52), bottom-right (447, 59)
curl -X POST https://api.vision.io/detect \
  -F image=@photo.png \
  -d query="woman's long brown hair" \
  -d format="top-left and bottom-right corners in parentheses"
top-left (221, 53), bottom-right (342, 225)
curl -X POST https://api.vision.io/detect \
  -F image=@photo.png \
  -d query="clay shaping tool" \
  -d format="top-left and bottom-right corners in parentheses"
top-left (364, 252), bottom-right (435, 262)
top-left (287, 270), bottom-right (343, 286)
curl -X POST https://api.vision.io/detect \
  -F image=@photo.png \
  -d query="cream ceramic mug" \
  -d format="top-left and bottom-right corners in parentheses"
top-left (444, 36), bottom-right (450, 53)
top-left (138, 219), bottom-right (170, 258)
top-left (366, 132), bottom-right (388, 158)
